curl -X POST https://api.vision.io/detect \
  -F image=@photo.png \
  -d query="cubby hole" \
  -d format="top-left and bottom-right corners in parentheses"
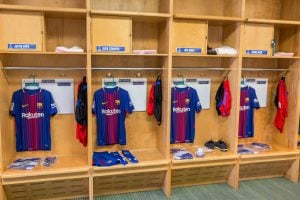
top-left (172, 20), bottom-right (240, 55)
top-left (1, 0), bottom-right (86, 9)
top-left (171, 57), bottom-right (240, 157)
top-left (243, 23), bottom-right (300, 56)
top-left (0, 69), bottom-right (88, 174)
top-left (132, 19), bottom-right (169, 54)
top-left (240, 58), bottom-right (299, 152)
top-left (173, 0), bottom-right (243, 18)
top-left (91, 15), bottom-right (169, 55)
top-left (91, 56), bottom-right (169, 166)
top-left (91, 0), bottom-right (170, 14)
top-left (245, 0), bottom-right (300, 21)
top-left (207, 22), bottom-right (240, 52)
top-left (44, 15), bottom-right (87, 53)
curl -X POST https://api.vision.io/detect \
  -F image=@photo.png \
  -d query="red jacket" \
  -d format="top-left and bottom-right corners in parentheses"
top-left (274, 79), bottom-right (288, 133)
top-left (219, 79), bottom-right (232, 117)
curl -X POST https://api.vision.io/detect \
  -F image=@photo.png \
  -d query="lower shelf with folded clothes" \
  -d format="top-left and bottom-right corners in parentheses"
top-left (93, 150), bottom-right (139, 167)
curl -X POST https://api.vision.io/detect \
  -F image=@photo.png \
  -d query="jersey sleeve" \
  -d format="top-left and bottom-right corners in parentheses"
top-left (92, 93), bottom-right (96, 114)
top-left (193, 89), bottom-right (202, 113)
top-left (50, 93), bottom-right (58, 116)
top-left (125, 91), bottom-right (134, 114)
top-left (252, 89), bottom-right (260, 109)
top-left (10, 92), bottom-right (17, 116)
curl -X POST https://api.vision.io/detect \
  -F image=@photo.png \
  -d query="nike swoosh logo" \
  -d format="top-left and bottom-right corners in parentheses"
top-left (102, 102), bottom-right (107, 105)
top-left (22, 104), bottom-right (29, 108)
top-left (173, 101), bottom-right (178, 104)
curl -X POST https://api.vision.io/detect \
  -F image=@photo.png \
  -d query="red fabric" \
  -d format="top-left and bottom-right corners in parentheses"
top-left (76, 80), bottom-right (87, 147)
top-left (76, 123), bottom-right (87, 147)
top-left (147, 83), bottom-right (155, 115)
top-left (274, 80), bottom-right (288, 133)
top-left (219, 79), bottom-right (232, 117)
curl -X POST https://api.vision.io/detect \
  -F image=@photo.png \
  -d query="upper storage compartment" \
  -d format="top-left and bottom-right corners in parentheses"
top-left (91, 0), bottom-right (170, 14)
top-left (245, 0), bottom-right (300, 22)
top-left (0, 11), bottom-right (43, 51)
top-left (173, 0), bottom-right (243, 19)
top-left (242, 23), bottom-right (300, 57)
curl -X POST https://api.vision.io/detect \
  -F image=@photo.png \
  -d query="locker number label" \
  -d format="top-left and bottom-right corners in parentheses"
top-left (96, 46), bottom-right (125, 52)
top-left (8, 43), bottom-right (36, 50)
top-left (246, 50), bottom-right (268, 55)
top-left (176, 48), bottom-right (201, 53)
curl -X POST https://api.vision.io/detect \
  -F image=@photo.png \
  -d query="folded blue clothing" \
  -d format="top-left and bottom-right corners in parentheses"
top-left (122, 150), bottom-right (139, 163)
top-left (93, 151), bottom-right (118, 167)
top-left (111, 151), bottom-right (128, 165)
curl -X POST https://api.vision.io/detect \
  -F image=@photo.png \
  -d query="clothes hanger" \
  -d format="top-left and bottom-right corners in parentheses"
top-left (174, 74), bottom-right (188, 88)
top-left (24, 73), bottom-right (39, 90)
top-left (240, 75), bottom-right (247, 88)
top-left (104, 73), bottom-right (117, 88)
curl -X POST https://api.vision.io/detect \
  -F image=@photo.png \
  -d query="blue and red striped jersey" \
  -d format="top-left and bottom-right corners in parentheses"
top-left (10, 89), bottom-right (57, 151)
top-left (238, 86), bottom-right (260, 138)
top-left (171, 87), bottom-right (202, 144)
top-left (92, 87), bottom-right (134, 146)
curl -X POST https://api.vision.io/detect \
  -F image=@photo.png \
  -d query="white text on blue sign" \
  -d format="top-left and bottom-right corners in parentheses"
top-left (177, 48), bottom-right (201, 53)
top-left (246, 50), bottom-right (268, 55)
top-left (8, 44), bottom-right (36, 50)
top-left (96, 46), bottom-right (125, 52)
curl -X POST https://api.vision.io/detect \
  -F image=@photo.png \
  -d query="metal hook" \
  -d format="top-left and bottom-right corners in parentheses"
top-left (60, 73), bottom-right (66, 77)
top-left (136, 72), bottom-right (141, 78)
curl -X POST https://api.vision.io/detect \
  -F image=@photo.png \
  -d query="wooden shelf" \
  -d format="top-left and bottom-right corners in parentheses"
top-left (243, 55), bottom-right (300, 59)
top-left (93, 149), bottom-right (168, 176)
top-left (246, 18), bottom-right (300, 26)
top-left (239, 142), bottom-right (298, 162)
top-left (170, 144), bottom-right (237, 170)
top-left (92, 53), bottom-right (168, 57)
top-left (174, 14), bottom-right (244, 24)
top-left (0, 4), bottom-right (86, 18)
top-left (173, 54), bottom-right (238, 58)
top-left (2, 155), bottom-right (89, 185)
top-left (0, 51), bottom-right (87, 55)
top-left (91, 10), bottom-right (170, 22)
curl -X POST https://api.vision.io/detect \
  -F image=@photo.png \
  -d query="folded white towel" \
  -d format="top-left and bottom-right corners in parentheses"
top-left (215, 46), bottom-right (237, 55)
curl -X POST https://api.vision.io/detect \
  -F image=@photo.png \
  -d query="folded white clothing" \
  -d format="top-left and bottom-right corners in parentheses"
top-left (55, 46), bottom-right (84, 53)
top-left (274, 52), bottom-right (294, 57)
top-left (133, 49), bottom-right (157, 54)
top-left (215, 46), bottom-right (237, 55)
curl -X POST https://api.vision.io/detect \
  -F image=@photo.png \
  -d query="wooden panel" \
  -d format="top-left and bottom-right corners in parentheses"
top-left (174, 0), bottom-right (224, 16)
top-left (92, 55), bottom-right (165, 68)
top-left (91, 16), bottom-right (131, 53)
top-left (93, 171), bottom-right (165, 196)
top-left (3, 0), bottom-right (86, 8)
top-left (172, 19), bottom-right (207, 54)
top-left (2, 54), bottom-right (87, 68)
top-left (4, 178), bottom-right (89, 200)
top-left (172, 164), bottom-right (234, 187)
top-left (245, 0), bottom-right (281, 20)
top-left (281, 0), bottom-right (300, 21)
top-left (0, 11), bottom-right (43, 51)
top-left (45, 17), bottom-right (86, 52)
top-left (242, 23), bottom-right (274, 56)
top-left (276, 26), bottom-right (299, 56)
top-left (223, 0), bottom-right (243, 18)
top-left (0, 61), bottom-right (15, 170)
top-left (239, 160), bottom-right (293, 180)
top-left (132, 22), bottom-right (158, 52)
top-left (91, 0), bottom-right (160, 13)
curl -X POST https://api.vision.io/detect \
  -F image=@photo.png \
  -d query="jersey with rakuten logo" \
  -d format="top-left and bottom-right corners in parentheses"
top-left (92, 87), bottom-right (134, 146)
top-left (10, 89), bottom-right (57, 151)
top-left (171, 87), bottom-right (202, 144)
